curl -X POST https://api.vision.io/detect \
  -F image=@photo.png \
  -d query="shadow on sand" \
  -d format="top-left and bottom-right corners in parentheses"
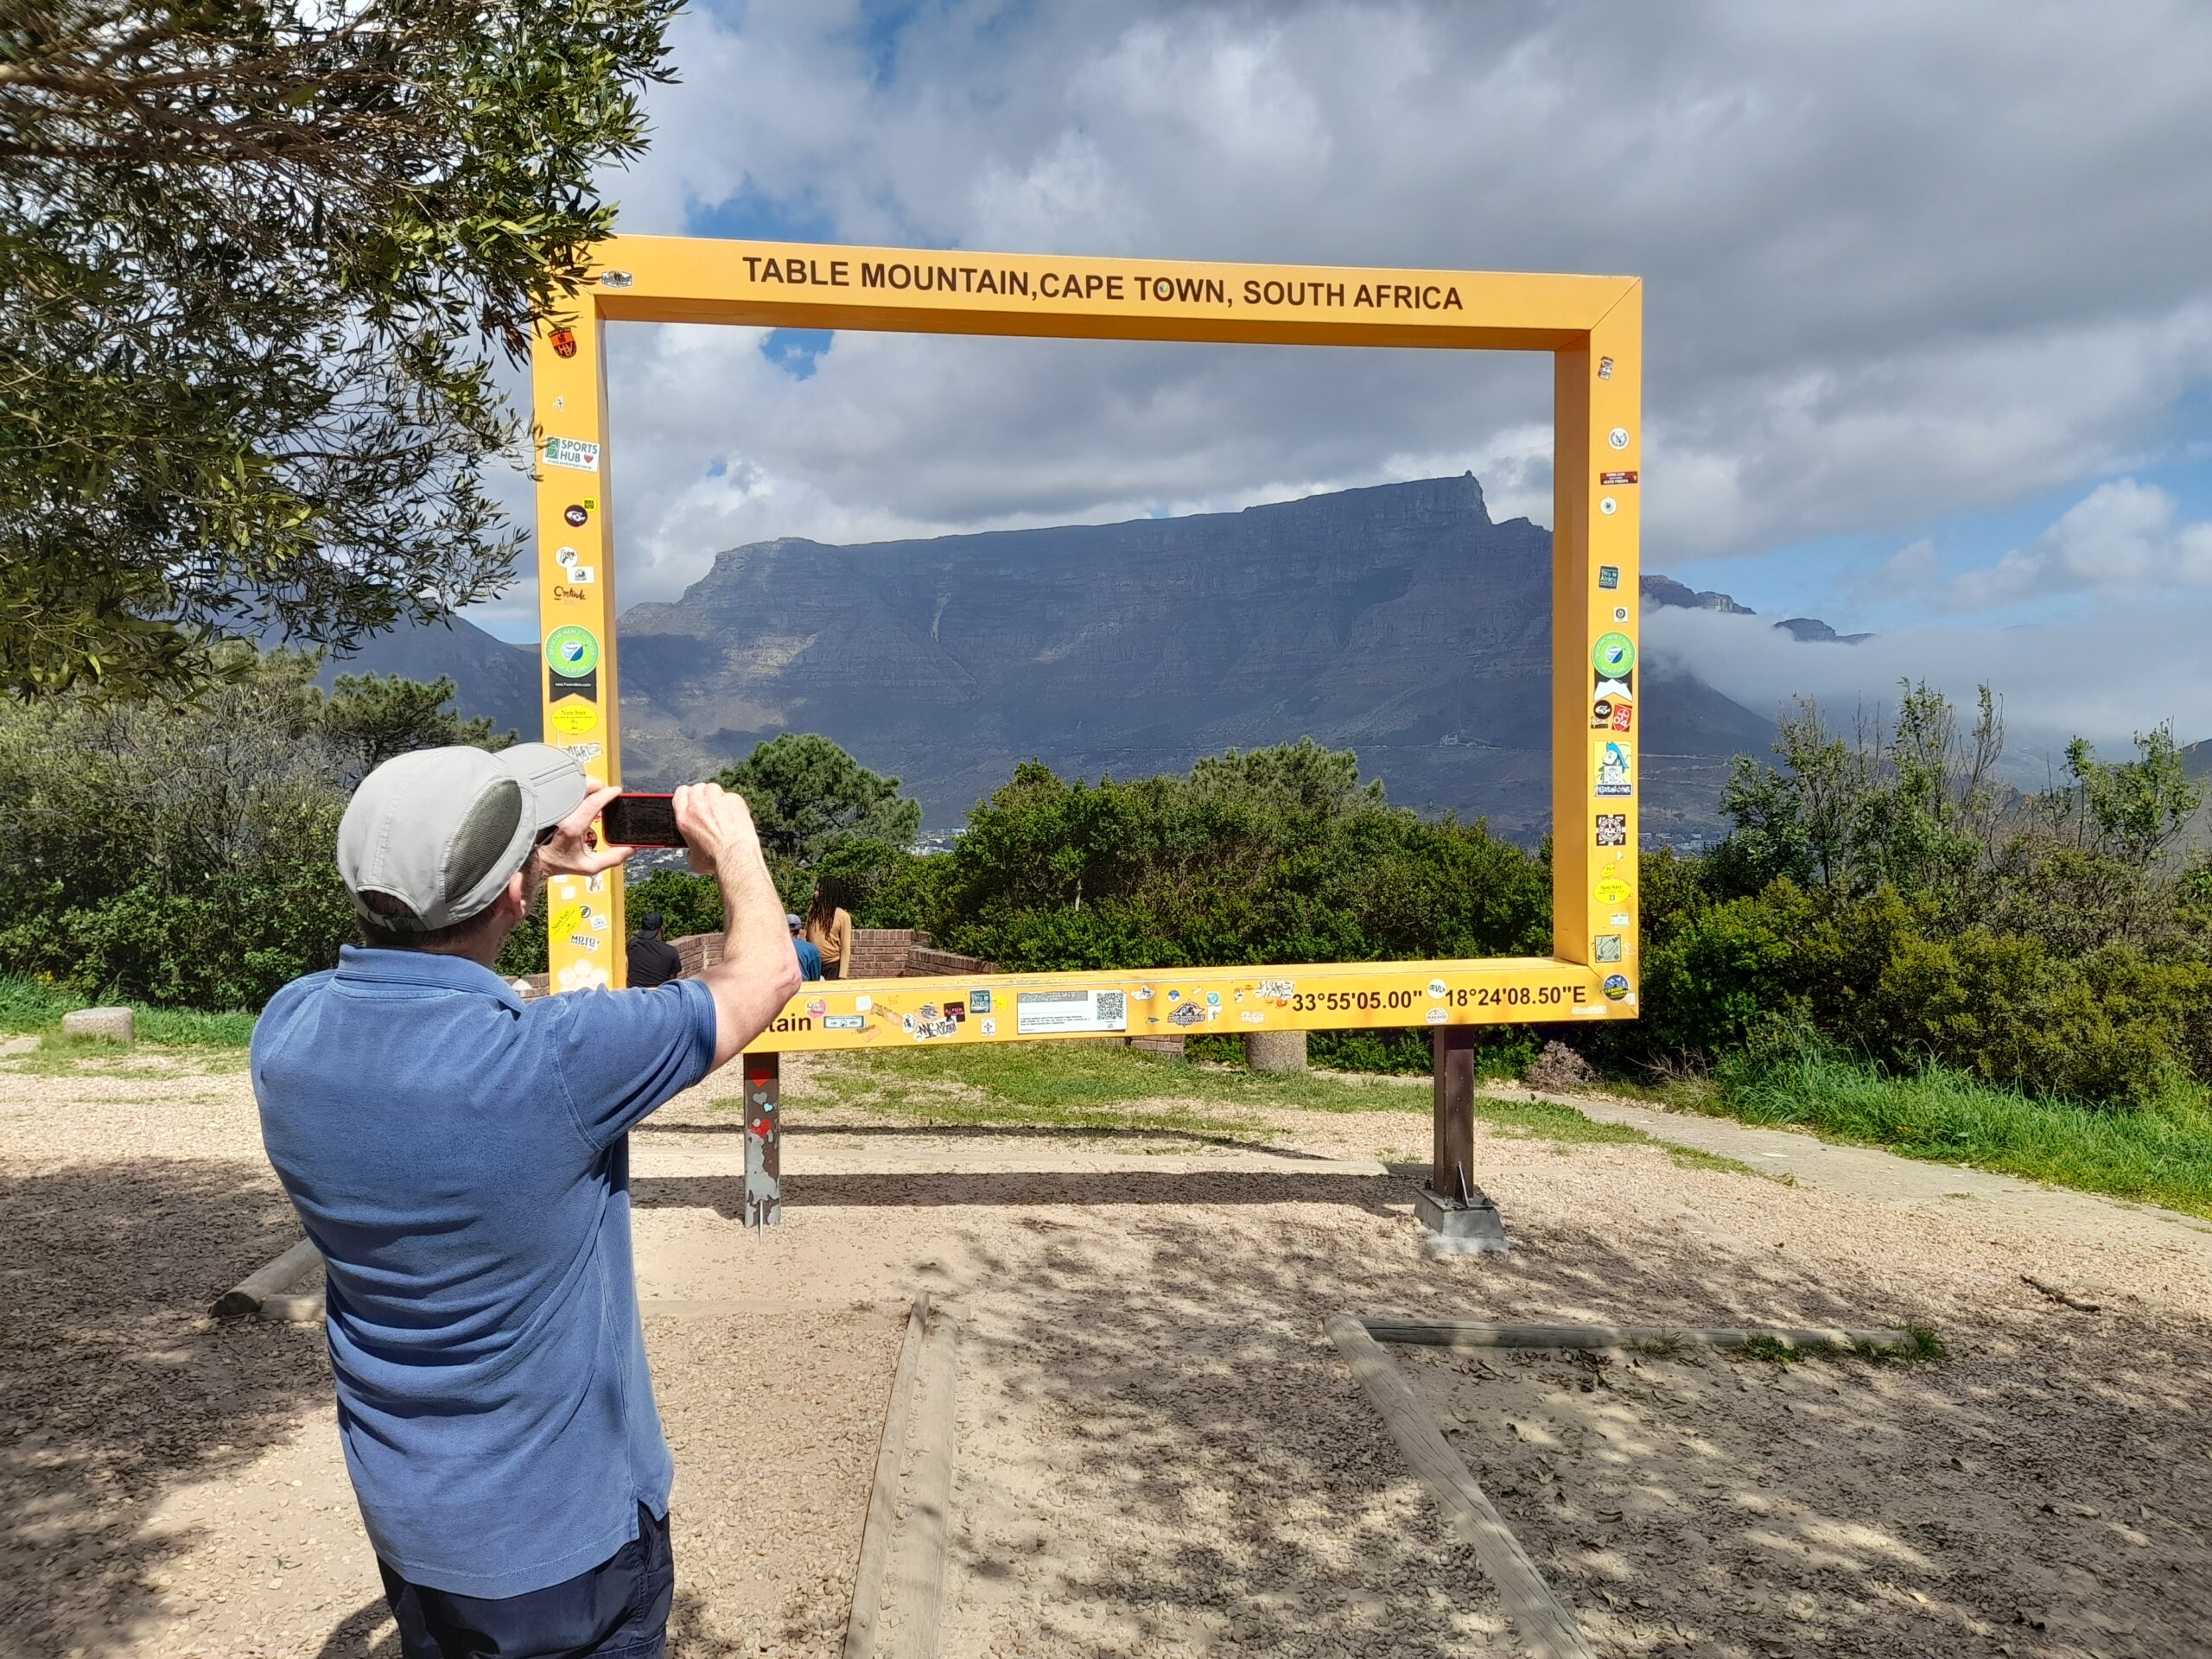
top-left (656, 1154), bottom-right (2212, 1656)
top-left (0, 1156), bottom-right (324, 1656)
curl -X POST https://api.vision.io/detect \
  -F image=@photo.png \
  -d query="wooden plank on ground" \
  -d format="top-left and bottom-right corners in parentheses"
top-left (1327, 1314), bottom-right (1595, 1659)
top-left (844, 1294), bottom-right (931, 1659)
top-left (1360, 1318), bottom-right (1915, 1351)
top-left (885, 1303), bottom-right (959, 1659)
top-left (211, 1237), bottom-right (319, 1319)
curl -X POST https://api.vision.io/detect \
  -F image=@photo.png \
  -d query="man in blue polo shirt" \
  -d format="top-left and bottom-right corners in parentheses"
top-left (253, 745), bottom-right (801, 1658)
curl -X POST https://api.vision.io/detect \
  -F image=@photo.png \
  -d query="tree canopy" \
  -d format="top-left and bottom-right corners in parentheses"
top-left (0, 645), bottom-right (513, 1004)
top-left (0, 0), bottom-right (679, 696)
top-left (718, 733), bottom-right (924, 868)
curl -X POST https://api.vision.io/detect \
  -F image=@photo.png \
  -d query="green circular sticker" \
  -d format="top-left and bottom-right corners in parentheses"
top-left (1593, 632), bottom-right (1637, 677)
top-left (545, 625), bottom-right (600, 677)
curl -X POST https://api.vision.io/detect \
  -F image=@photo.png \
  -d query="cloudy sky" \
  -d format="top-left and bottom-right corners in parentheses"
top-left (474, 0), bottom-right (2212, 756)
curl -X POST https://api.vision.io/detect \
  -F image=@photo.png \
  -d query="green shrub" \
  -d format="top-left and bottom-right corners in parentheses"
top-left (623, 868), bottom-right (728, 939)
top-left (0, 652), bottom-right (495, 1006)
top-left (1635, 885), bottom-right (1809, 1058)
top-left (813, 838), bottom-right (950, 931)
top-left (933, 745), bottom-right (1548, 974)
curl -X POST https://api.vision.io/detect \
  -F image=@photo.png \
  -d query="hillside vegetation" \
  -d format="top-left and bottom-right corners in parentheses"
top-left (3, 658), bottom-right (2209, 1210)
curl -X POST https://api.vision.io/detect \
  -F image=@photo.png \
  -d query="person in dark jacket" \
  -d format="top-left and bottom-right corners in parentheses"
top-left (627, 912), bottom-right (682, 988)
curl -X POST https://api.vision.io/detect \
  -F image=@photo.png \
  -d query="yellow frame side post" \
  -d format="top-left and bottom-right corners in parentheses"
top-left (528, 237), bottom-right (1643, 1029)
top-left (529, 313), bottom-right (626, 988)
top-left (1553, 283), bottom-right (1643, 996)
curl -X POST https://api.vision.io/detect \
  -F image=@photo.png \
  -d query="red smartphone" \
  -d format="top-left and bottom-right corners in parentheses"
top-left (600, 791), bottom-right (686, 847)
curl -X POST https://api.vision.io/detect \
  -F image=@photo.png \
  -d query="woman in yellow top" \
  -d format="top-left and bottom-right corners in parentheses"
top-left (801, 883), bottom-right (853, 980)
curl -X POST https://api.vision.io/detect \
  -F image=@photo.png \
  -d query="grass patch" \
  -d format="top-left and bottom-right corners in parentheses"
top-left (1467, 1090), bottom-right (1758, 1174)
top-left (0, 974), bottom-right (256, 1053)
top-left (1732, 1325), bottom-right (1946, 1366)
top-left (1871, 1325), bottom-right (1948, 1365)
top-left (1659, 1142), bottom-right (1763, 1176)
top-left (780, 1044), bottom-right (1269, 1140)
top-left (2, 1034), bottom-right (250, 1076)
top-left (0, 976), bottom-right (77, 1033)
top-left (772, 1041), bottom-right (1764, 1175)
top-left (809, 1040), bottom-right (1415, 1120)
top-left (1706, 1049), bottom-right (2212, 1220)
top-left (1734, 1334), bottom-right (1804, 1364)
top-left (132, 1006), bottom-right (257, 1047)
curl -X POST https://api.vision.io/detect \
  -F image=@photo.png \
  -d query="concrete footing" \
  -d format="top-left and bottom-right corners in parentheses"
top-left (61, 1006), bottom-right (134, 1043)
top-left (1245, 1030), bottom-right (1307, 1073)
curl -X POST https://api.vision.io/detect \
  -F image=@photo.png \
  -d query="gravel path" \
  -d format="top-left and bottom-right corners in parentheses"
top-left (5, 1042), bottom-right (2210, 1656)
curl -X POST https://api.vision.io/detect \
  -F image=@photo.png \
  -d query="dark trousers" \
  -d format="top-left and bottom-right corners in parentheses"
top-left (821, 960), bottom-right (842, 980)
top-left (381, 1503), bottom-right (673, 1659)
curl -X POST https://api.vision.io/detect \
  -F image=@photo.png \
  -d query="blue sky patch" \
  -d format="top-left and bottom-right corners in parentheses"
top-left (760, 328), bottom-right (834, 379)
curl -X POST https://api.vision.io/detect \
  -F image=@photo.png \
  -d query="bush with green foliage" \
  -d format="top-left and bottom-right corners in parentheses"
top-left (0, 650), bottom-right (513, 1007)
top-left (927, 741), bottom-right (1548, 971)
top-left (1602, 683), bottom-right (2210, 1106)
top-left (718, 734), bottom-right (923, 867)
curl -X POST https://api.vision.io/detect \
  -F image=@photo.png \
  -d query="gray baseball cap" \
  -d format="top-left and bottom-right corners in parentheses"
top-left (338, 744), bottom-right (589, 931)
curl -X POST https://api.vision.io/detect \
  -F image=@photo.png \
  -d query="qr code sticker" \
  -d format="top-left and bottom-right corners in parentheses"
top-left (1096, 991), bottom-right (1126, 1025)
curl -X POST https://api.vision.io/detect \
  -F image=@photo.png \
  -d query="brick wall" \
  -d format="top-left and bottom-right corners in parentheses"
top-left (844, 928), bottom-right (921, 979)
top-left (673, 932), bottom-right (723, 977)
top-left (841, 929), bottom-right (997, 979)
top-left (514, 926), bottom-right (995, 998)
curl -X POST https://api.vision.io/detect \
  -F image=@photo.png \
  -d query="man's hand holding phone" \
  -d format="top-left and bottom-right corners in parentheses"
top-left (671, 783), bottom-right (765, 876)
top-left (665, 781), bottom-right (797, 1066)
top-left (538, 784), bottom-right (630, 879)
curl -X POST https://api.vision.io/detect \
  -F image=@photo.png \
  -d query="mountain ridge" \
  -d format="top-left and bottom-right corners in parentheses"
top-left (337, 475), bottom-right (1799, 839)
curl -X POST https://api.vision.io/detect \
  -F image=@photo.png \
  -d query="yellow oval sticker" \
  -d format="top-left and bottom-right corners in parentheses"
top-left (550, 699), bottom-right (598, 736)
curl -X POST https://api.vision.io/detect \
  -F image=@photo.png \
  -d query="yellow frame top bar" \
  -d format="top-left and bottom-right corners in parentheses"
top-left (580, 235), bottom-right (1636, 349)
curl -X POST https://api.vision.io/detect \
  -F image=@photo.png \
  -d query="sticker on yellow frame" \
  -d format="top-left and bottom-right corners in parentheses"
top-left (531, 238), bottom-right (1641, 1046)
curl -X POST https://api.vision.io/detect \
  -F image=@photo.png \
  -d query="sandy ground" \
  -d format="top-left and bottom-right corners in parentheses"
top-left (3, 1041), bottom-right (2210, 1657)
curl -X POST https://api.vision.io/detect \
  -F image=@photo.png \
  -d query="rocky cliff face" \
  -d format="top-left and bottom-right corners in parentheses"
top-left (609, 474), bottom-right (1774, 837)
top-left (332, 476), bottom-right (1787, 839)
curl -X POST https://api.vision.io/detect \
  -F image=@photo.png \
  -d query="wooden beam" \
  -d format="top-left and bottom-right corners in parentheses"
top-left (211, 1236), bottom-right (319, 1319)
top-left (1360, 1318), bottom-right (1917, 1352)
top-left (844, 1294), bottom-right (931, 1659)
top-left (1431, 1025), bottom-right (1478, 1200)
top-left (887, 1304), bottom-right (959, 1659)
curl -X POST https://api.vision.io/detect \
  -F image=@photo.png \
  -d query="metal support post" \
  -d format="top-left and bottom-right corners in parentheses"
top-left (1416, 1026), bottom-right (1510, 1253)
top-left (741, 1051), bottom-right (781, 1229)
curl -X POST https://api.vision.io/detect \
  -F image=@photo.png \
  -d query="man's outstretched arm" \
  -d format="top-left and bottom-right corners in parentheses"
top-left (672, 782), bottom-right (804, 1069)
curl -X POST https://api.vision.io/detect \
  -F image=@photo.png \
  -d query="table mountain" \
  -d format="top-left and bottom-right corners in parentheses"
top-left (340, 475), bottom-right (1792, 840)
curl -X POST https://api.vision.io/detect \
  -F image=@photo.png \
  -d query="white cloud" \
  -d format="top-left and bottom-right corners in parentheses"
top-left (1848, 537), bottom-right (1939, 603)
top-left (464, 0), bottom-right (2212, 662)
top-left (1950, 479), bottom-right (2212, 607)
top-left (1646, 600), bottom-right (2212, 766)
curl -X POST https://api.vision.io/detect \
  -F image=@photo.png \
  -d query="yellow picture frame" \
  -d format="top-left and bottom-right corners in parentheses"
top-left (530, 238), bottom-right (1643, 1047)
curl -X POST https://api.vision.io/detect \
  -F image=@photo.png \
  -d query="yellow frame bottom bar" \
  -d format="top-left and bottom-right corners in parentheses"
top-left (745, 957), bottom-right (1635, 1055)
